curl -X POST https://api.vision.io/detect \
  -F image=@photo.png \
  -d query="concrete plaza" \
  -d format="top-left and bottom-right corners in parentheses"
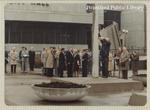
top-left (5, 69), bottom-right (147, 106)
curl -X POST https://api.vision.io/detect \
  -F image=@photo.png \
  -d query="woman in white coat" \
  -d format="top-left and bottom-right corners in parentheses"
top-left (9, 47), bottom-right (18, 74)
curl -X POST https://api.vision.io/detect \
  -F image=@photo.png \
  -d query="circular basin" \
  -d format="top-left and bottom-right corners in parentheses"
top-left (32, 82), bottom-right (91, 101)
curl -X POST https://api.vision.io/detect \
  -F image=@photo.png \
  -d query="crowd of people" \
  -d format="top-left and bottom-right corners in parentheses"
top-left (5, 39), bottom-right (140, 79)
top-left (5, 47), bottom-right (36, 74)
top-left (5, 47), bottom-right (92, 77)
top-left (39, 47), bottom-right (92, 77)
top-left (99, 37), bottom-right (140, 79)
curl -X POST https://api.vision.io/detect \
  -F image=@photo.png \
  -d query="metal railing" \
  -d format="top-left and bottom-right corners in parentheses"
top-left (110, 48), bottom-right (146, 56)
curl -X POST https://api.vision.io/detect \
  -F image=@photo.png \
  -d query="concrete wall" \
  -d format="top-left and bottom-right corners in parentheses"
top-left (121, 5), bottom-right (146, 50)
top-left (4, 3), bottom-right (104, 24)
top-left (4, 3), bottom-right (103, 52)
top-left (4, 3), bottom-right (146, 53)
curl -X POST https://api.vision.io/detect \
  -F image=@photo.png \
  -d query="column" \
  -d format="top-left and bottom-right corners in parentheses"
top-left (92, 7), bottom-right (99, 78)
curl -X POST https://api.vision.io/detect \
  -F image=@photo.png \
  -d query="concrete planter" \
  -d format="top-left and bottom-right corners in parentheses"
top-left (32, 83), bottom-right (91, 101)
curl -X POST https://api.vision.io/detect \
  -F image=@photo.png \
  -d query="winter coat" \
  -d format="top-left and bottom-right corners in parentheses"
top-left (74, 54), bottom-right (81, 71)
top-left (66, 51), bottom-right (74, 65)
top-left (41, 50), bottom-right (47, 67)
top-left (59, 52), bottom-right (66, 70)
top-left (53, 51), bottom-right (58, 69)
top-left (9, 51), bottom-right (18, 65)
top-left (29, 50), bottom-right (35, 64)
top-left (21, 50), bottom-right (29, 62)
top-left (82, 53), bottom-right (88, 68)
top-left (120, 51), bottom-right (130, 70)
top-left (100, 40), bottom-right (111, 59)
top-left (55, 51), bottom-right (60, 68)
top-left (45, 49), bottom-right (54, 68)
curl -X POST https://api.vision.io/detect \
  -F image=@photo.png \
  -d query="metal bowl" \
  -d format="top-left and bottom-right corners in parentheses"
top-left (32, 83), bottom-right (91, 101)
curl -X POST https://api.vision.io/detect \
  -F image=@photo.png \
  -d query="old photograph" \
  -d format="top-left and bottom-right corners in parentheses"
top-left (4, 3), bottom-right (147, 106)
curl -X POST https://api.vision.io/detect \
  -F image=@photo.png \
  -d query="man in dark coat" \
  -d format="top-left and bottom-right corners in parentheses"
top-left (28, 47), bottom-right (35, 71)
top-left (82, 49), bottom-right (89, 77)
top-left (66, 49), bottom-right (74, 77)
top-left (100, 37), bottom-right (111, 78)
top-left (58, 48), bottom-right (66, 77)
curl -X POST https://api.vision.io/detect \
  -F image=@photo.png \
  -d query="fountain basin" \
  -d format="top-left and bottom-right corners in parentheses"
top-left (32, 82), bottom-right (91, 101)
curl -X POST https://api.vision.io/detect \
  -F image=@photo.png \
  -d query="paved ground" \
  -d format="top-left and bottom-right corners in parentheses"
top-left (5, 70), bottom-right (147, 106)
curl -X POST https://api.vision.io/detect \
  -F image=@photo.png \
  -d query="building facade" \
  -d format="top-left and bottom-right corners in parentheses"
top-left (5, 3), bottom-right (146, 54)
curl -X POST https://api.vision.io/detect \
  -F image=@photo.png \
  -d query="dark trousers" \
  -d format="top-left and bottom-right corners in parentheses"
top-left (67, 64), bottom-right (73, 77)
top-left (11, 65), bottom-right (16, 73)
top-left (101, 58), bottom-right (109, 78)
top-left (82, 64), bottom-right (88, 77)
top-left (20, 61), bottom-right (23, 71)
top-left (58, 68), bottom-right (64, 77)
top-left (122, 70), bottom-right (128, 79)
top-left (46, 68), bottom-right (53, 77)
top-left (29, 62), bottom-right (34, 71)
top-left (53, 68), bottom-right (58, 77)
top-left (22, 61), bottom-right (27, 72)
top-left (42, 68), bottom-right (46, 75)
